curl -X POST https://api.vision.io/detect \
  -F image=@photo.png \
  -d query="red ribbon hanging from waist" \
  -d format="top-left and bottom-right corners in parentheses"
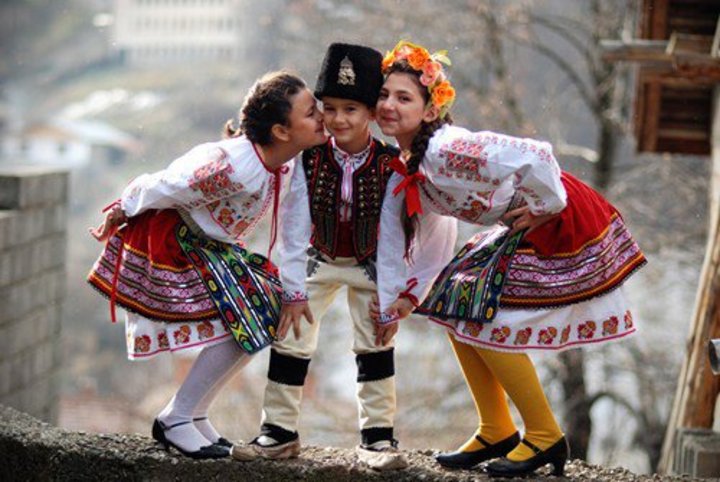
top-left (267, 165), bottom-right (288, 262)
top-left (389, 157), bottom-right (425, 217)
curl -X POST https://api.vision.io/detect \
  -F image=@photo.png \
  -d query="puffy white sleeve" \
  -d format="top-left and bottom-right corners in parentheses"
top-left (376, 173), bottom-right (458, 324)
top-left (428, 128), bottom-right (567, 215)
top-left (376, 173), bottom-right (408, 315)
top-left (278, 157), bottom-right (312, 303)
top-left (120, 142), bottom-right (256, 217)
top-left (403, 211), bottom-right (458, 307)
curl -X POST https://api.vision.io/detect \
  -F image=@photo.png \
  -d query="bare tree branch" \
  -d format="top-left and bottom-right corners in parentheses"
top-left (502, 30), bottom-right (598, 114)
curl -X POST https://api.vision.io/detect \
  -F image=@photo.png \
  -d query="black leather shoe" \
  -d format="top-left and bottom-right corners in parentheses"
top-left (192, 417), bottom-right (233, 448)
top-left (152, 419), bottom-right (230, 459)
top-left (485, 436), bottom-right (569, 478)
top-left (215, 437), bottom-right (233, 448)
top-left (435, 432), bottom-right (520, 469)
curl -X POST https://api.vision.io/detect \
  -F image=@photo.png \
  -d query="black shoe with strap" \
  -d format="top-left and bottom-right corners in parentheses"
top-left (485, 436), bottom-right (569, 478)
top-left (152, 419), bottom-right (230, 459)
top-left (192, 416), bottom-right (233, 448)
top-left (435, 432), bottom-right (520, 469)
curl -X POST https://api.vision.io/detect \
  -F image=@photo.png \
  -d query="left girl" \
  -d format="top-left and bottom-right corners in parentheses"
top-left (87, 71), bottom-right (326, 459)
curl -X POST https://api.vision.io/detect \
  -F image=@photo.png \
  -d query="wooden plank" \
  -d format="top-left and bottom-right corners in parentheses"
top-left (659, 89), bottom-right (720, 473)
top-left (656, 138), bottom-right (711, 155)
top-left (665, 33), bottom-right (713, 54)
top-left (640, 82), bottom-right (662, 151)
top-left (650, 0), bottom-right (669, 39)
top-left (601, 39), bottom-right (669, 62)
top-left (639, 64), bottom-right (720, 85)
top-left (656, 128), bottom-right (709, 140)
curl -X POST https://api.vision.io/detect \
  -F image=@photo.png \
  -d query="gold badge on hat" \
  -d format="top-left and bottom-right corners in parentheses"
top-left (337, 55), bottom-right (356, 86)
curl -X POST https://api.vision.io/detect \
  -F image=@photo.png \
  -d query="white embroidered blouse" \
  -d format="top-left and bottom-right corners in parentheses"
top-left (377, 125), bottom-right (567, 320)
top-left (277, 138), bottom-right (373, 303)
top-left (120, 135), bottom-right (284, 245)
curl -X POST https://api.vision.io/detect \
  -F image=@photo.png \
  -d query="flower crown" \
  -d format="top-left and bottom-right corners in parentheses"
top-left (381, 40), bottom-right (455, 118)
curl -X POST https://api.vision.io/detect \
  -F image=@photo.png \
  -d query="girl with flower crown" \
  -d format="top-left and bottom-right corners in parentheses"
top-left (371, 41), bottom-right (646, 477)
top-left (87, 71), bottom-right (327, 460)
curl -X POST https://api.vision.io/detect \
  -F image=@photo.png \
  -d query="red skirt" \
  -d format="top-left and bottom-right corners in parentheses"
top-left (501, 172), bottom-right (646, 308)
top-left (87, 210), bottom-right (219, 322)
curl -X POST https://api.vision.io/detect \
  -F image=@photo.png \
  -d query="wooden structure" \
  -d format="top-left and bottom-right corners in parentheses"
top-left (602, 0), bottom-right (719, 155)
top-left (601, 0), bottom-right (720, 475)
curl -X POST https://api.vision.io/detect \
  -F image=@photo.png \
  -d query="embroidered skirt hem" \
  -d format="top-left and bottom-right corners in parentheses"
top-left (124, 312), bottom-right (232, 360)
top-left (431, 287), bottom-right (637, 353)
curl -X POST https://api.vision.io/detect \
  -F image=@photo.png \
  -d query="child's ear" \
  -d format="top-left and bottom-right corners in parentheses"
top-left (271, 124), bottom-right (291, 143)
top-left (423, 104), bottom-right (440, 123)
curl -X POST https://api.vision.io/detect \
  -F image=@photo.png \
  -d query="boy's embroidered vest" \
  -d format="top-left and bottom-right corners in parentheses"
top-left (302, 139), bottom-right (397, 262)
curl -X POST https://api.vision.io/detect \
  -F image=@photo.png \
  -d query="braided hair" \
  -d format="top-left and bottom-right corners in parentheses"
top-left (223, 71), bottom-right (306, 146)
top-left (386, 62), bottom-right (453, 260)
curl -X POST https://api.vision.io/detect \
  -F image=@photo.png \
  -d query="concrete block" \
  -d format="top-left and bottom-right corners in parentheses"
top-left (42, 234), bottom-right (68, 271)
top-left (0, 359), bottom-right (11, 397)
top-left (0, 313), bottom-right (49, 360)
top-left (0, 322), bottom-right (10, 359)
top-left (0, 176), bottom-right (21, 209)
top-left (674, 428), bottom-right (719, 476)
top-left (673, 428), bottom-right (706, 474)
top-left (692, 438), bottom-right (720, 478)
top-left (11, 207), bottom-right (68, 245)
top-left (50, 303), bottom-right (63, 337)
top-left (8, 350), bottom-right (34, 393)
top-left (0, 211), bottom-right (16, 251)
top-left (43, 204), bottom-right (68, 236)
top-left (0, 168), bottom-right (69, 209)
top-left (48, 268), bottom-right (67, 303)
top-left (33, 343), bottom-right (54, 379)
top-left (12, 383), bottom-right (40, 419)
top-left (0, 269), bottom-right (67, 321)
top-left (2, 390), bottom-right (22, 414)
top-left (0, 248), bottom-right (13, 287)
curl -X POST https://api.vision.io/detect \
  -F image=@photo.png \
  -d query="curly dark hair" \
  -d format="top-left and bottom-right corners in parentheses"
top-left (223, 71), bottom-right (306, 146)
top-left (385, 61), bottom-right (453, 260)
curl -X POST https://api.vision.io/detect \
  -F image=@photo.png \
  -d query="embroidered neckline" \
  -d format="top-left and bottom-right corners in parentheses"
top-left (331, 136), bottom-right (373, 167)
top-left (251, 141), bottom-right (281, 173)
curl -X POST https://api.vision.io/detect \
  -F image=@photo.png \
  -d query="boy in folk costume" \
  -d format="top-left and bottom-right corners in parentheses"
top-left (232, 43), bottom-right (407, 470)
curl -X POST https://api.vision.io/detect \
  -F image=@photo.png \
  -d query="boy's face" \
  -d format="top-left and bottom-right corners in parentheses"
top-left (321, 97), bottom-right (374, 152)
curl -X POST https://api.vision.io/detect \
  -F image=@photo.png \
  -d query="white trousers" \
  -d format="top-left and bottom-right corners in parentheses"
top-left (261, 257), bottom-right (397, 440)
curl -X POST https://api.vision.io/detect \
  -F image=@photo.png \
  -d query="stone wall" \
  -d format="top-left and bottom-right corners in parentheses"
top-left (0, 167), bottom-right (68, 424)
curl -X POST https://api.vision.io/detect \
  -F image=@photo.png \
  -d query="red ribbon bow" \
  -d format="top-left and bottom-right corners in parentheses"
top-left (389, 157), bottom-right (425, 217)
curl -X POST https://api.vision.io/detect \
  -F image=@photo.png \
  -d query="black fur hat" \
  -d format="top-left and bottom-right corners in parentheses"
top-left (314, 43), bottom-right (384, 108)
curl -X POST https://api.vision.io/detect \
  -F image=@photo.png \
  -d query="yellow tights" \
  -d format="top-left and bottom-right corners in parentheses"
top-left (448, 334), bottom-right (564, 461)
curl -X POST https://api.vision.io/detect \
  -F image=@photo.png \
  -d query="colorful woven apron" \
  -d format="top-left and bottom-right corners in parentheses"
top-left (175, 223), bottom-right (281, 354)
top-left (416, 226), bottom-right (524, 324)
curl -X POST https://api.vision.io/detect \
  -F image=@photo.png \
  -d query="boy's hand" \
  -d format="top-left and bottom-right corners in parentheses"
top-left (278, 301), bottom-right (315, 341)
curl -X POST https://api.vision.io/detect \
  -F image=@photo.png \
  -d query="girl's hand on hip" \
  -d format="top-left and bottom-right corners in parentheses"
top-left (503, 206), bottom-right (558, 235)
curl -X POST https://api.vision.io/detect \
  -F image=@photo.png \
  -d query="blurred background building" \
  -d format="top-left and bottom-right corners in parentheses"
top-left (112, 0), bottom-right (245, 65)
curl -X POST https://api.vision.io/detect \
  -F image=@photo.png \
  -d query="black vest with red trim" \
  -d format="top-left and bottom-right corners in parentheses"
top-left (302, 138), bottom-right (398, 262)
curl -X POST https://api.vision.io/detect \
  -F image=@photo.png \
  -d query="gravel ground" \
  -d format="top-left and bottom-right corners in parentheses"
top-left (0, 404), bottom-right (705, 481)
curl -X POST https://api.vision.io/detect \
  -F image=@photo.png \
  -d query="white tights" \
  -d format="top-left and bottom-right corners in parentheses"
top-left (157, 338), bottom-right (249, 451)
